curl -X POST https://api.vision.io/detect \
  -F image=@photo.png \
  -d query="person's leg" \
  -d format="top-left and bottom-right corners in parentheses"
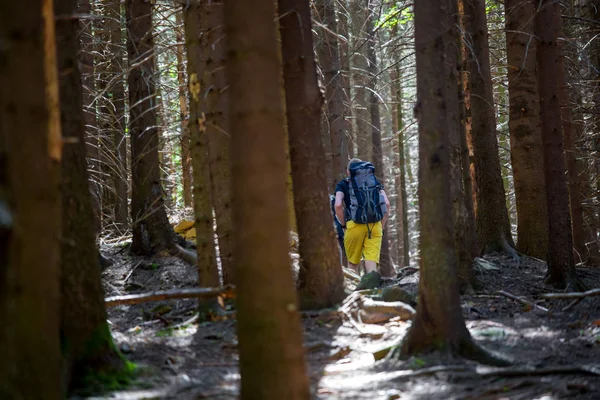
top-left (344, 221), bottom-right (366, 274)
top-left (362, 222), bottom-right (383, 274)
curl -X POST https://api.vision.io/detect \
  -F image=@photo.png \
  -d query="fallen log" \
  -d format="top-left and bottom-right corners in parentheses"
top-left (358, 298), bottom-right (416, 324)
top-left (497, 290), bottom-right (549, 313)
top-left (105, 285), bottom-right (235, 307)
top-left (540, 288), bottom-right (600, 300)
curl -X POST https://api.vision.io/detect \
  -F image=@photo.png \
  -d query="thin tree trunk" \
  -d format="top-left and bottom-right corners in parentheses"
top-left (0, 1), bottom-right (62, 396)
top-left (108, 0), bottom-right (128, 228)
top-left (78, 0), bottom-right (100, 194)
top-left (126, 0), bottom-right (175, 255)
top-left (536, 0), bottom-right (579, 288)
top-left (398, 0), bottom-right (505, 366)
top-left (445, 0), bottom-right (475, 292)
top-left (175, 11), bottom-right (192, 208)
top-left (350, 0), bottom-right (370, 160)
top-left (505, 0), bottom-right (548, 260)
top-left (464, 0), bottom-right (515, 254)
top-left (224, 0), bottom-right (310, 397)
top-left (55, 0), bottom-right (127, 390)
top-left (338, 6), bottom-right (355, 158)
top-left (279, 0), bottom-right (345, 308)
top-left (391, 68), bottom-right (410, 268)
top-left (315, 0), bottom-right (349, 189)
top-left (182, 1), bottom-right (220, 291)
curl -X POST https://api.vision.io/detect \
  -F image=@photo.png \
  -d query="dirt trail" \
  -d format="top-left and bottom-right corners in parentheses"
top-left (97, 246), bottom-right (600, 400)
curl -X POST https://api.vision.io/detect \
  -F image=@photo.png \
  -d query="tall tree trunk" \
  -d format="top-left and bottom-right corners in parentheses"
top-left (445, 0), bottom-right (475, 292)
top-left (0, 0), bottom-right (62, 396)
top-left (108, 0), bottom-right (128, 228)
top-left (350, 0), bottom-right (371, 160)
top-left (391, 68), bottom-right (410, 268)
top-left (126, 0), bottom-right (175, 255)
top-left (78, 0), bottom-right (100, 195)
top-left (279, 0), bottom-right (345, 308)
top-left (175, 11), bottom-right (193, 208)
top-left (398, 0), bottom-right (505, 366)
top-left (338, 7), bottom-right (355, 158)
top-left (536, 0), bottom-right (579, 288)
top-left (55, 0), bottom-right (128, 390)
top-left (458, 0), bottom-right (478, 260)
top-left (225, 0), bottom-right (310, 397)
top-left (365, 0), bottom-right (393, 276)
top-left (315, 0), bottom-right (349, 189)
top-left (463, 0), bottom-right (515, 254)
top-left (505, 0), bottom-right (548, 260)
top-left (183, 1), bottom-right (220, 291)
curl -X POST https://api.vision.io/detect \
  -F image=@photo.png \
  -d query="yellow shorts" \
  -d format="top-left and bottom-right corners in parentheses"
top-left (344, 220), bottom-right (383, 265)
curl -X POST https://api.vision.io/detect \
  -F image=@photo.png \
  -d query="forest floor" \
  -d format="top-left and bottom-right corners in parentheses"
top-left (92, 225), bottom-right (600, 399)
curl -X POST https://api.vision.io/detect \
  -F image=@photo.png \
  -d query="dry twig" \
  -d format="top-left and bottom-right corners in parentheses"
top-left (105, 285), bottom-right (235, 307)
top-left (497, 290), bottom-right (549, 313)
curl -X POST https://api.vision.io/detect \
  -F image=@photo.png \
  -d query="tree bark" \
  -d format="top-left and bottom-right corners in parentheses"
top-left (0, 0), bottom-right (62, 396)
top-left (390, 68), bottom-right (410, 268)
top-left (78, 0), bottom-right (101, 196)
top-left (463, 0), bottom-right (515, 254)
top-left (225, 0), bottom-right (310, 397)
top-left (55, 0), bottom-right (127, 390)
top-left (279, 0), bottom-right (345, 308)
top-left (183, 1), bottom-right (220, 290)
top-left (107, 0), bottom-right (129, 228)
top-left (175, 11), bottom-right (192, 208)
top-left (314, 0), bottom-right (349, 189)
top-left (445, 0), bottom-right (475, 292)
top-left (505, 0), bottom-right (549, 260)
top-left (536, 0), bottom-right (579, 288)
top-left (126, 0), bottom-right (175, 255)
top-left (398, 0), bottom-right (505, 366)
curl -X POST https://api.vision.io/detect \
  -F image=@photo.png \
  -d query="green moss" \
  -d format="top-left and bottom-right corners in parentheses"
top-left (68, 323), bottom-right (137, 396)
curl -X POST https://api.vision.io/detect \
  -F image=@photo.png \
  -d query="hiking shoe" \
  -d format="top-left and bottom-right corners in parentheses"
top-left (355, 270), bottom-right (382, 291)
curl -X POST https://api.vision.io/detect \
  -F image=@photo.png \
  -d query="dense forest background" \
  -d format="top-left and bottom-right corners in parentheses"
top-left (1, 0), bottom-right (600, 398)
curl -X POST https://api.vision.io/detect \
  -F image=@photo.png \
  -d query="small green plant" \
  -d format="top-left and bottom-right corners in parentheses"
top-left (150, 263), bottom-right (159, 271)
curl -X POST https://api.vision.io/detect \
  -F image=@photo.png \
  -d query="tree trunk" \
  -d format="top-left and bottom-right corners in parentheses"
top-left (398, 0), bottom-right (505, 366)
top-left (182, 1), bottom-right (220, 291)
top-left (505, 0), bottom-right (549, 260)
top-left (536, 0), bottom-right (579, 288)
top-left (55, 0), bottom-right (128, 390)
top-left (0, 1), bottom-right (62, 396)
top-left (314, 0), bottom-right (349, 189)
top-left (107, 0), bottom-right (129, 229)
top-left (458, 0), bottom-right (478, 260)
top-left (224, 0), bottom-right (310, 397)
top-left (338, 8), bottom-right (355, 159)
top-left (350, 0), bottom-right (370, 160)
top-left (445, 0), bottom-right (475, 292)
top-left (279, 0), bottom-right (345, 309)
top-left (78, 0), bottom-right (100, 195)
top-left (126, 0), bottom-right (175, 255)
top-left (390, 68), bottom-right (410, 268)
top-left (463, 0), bottom-right (515, 254)
top-left (175, 11), bottom-right (192, 208)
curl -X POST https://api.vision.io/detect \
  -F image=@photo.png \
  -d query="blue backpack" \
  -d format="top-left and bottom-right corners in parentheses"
top-left (347, 161), bottom-right (386, 224)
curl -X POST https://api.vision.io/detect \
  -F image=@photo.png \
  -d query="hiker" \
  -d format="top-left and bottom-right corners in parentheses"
top-left (334, 158), bottom-right (390, 277)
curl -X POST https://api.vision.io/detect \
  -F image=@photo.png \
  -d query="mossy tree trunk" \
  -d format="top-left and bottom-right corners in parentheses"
top-left (0, 0), bottom-right (62, 396)
top-left (279, 0), bottom-right (345, 308)
top-left (182, 1), bottom-right (221, 293)
top-left (126, 0), bottom-right (176, 255)
top-left (225, 0), bottom-right (310, 397)
top-left (464, 0), bottom-right (515, 254)
top-left (535, 0), bottom-right (579, 289)
top-left (55, 0), bottom-right (127, 391)
top-left (505, 0), bottom-right (549, 260)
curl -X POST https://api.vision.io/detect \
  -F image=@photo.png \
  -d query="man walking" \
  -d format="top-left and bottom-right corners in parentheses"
top-left (334, 158), bottom-right (390, 282)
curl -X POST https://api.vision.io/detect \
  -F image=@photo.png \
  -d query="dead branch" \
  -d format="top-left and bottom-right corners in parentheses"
top-left (540, 287), bottom-right (600, 300)
top-left (476, 364), bottom-right (600, 378)
top-left (497, 290), bottom-right (549, 313)
top-left (105, 285), bottom-right (235, 307)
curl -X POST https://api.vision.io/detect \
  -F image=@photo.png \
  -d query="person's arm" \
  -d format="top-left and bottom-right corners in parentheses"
top-left (381, 189), bottom-right (390, 228)
top-left (334, 191), bottom-right (346, 228)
